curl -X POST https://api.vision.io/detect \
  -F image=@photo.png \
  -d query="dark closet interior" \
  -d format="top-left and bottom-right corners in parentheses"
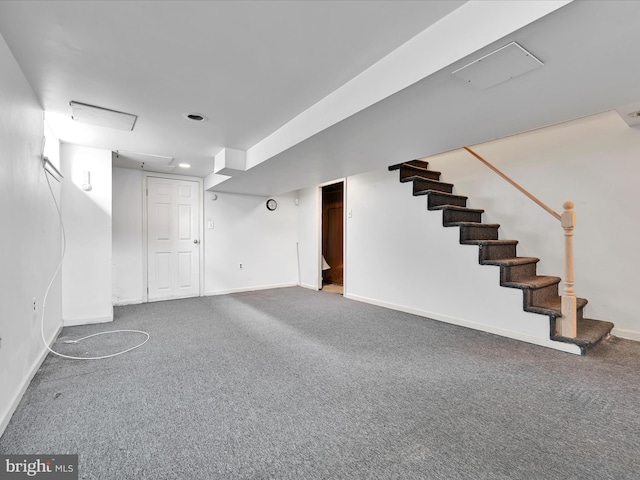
top-left (321, 182), bottom-right (344, 287)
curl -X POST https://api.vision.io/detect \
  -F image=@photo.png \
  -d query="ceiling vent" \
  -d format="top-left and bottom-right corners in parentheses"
top-left (70, 101), bottom-right (137, 130)
top-left (116, 150), bottom-right (175, 169)
top-left (452, 42), bottom-right (544, 90)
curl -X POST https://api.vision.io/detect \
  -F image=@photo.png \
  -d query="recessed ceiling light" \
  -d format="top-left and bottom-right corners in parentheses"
top-left (183, 112), bottom-right (207, 122)
top-left (178, 163), bottom-right (191, 168)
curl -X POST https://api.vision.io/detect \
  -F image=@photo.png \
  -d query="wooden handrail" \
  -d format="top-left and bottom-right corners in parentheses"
top-left (463, 146), bottom-right (561, 221)
top-left (463, 146), bottom-right (577, 339)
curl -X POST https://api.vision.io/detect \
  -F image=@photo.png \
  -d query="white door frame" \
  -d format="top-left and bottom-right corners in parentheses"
top-left (317, 177), bottom-right (347, 294)
top-left (142, 172), bottom-right (204, 303)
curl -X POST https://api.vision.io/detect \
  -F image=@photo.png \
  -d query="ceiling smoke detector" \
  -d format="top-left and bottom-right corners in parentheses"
top-left (184, 112), bottom-right (208, 122)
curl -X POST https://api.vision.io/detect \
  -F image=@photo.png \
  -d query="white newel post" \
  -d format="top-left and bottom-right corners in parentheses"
top-left (560, 201), bottom-right (577, 338)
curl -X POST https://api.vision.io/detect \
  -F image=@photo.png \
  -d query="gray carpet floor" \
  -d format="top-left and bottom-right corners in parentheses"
top-left (1, 287), bottom-right (639, 479)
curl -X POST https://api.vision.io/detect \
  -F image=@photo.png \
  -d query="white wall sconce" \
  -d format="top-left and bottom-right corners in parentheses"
top-left (82, 170), bottom-right (92, 191)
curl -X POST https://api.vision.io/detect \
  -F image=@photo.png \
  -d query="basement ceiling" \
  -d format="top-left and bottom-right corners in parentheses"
top-left (1, 1), bottom-right (639, 195)
top-left (0, 0), bottom-right (464, 178)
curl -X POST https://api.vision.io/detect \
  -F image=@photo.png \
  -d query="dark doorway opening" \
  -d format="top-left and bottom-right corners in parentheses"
top-left (321, 182), bottom-right (344, 291)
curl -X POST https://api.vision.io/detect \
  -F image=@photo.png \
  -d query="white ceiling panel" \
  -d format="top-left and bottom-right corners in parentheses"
top-left (1, 1), bottom-right (639, 194)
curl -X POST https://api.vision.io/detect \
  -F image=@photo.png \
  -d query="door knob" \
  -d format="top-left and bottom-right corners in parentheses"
top-left (193, 239), bottom-right (199, 244)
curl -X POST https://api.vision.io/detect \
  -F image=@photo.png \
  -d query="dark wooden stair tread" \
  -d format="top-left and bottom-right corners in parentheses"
top-left (413, 178), bottom-right (454, 193)
top-left (389, 159), bottom-right (429, 171)
top-left (407, 168), bottom-right (441, 177)
top-left (460, 239), bottom-right (518, 246)
top-left (400, 173), bottom-right (441, 183)
top-left (431, 205), bottom-right (484, 214)
top-left (445, 222), bottom-right (500, 228)
top-left (503, 275), bottom-right (561, 289)
top-left (421, 191), bottom-right (468, 200)
top-left (398, 164), bottom-right (441, 175)
top-left (552, 318), bottom-right (614, 353)
top-left (527, 297), bottom-right (588, 317)
top-left (482, 257), bottom-right (539, 267)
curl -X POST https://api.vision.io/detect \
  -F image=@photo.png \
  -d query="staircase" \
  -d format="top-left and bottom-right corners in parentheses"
top-left (389, 159), bottom-right (613, 354)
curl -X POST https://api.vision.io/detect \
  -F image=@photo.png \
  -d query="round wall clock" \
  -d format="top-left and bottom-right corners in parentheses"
top-left (266, 198), bottom-right (278, 211)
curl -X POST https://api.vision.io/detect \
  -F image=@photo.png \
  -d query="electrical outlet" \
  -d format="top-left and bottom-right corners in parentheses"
top-left (32, 297), bottom-right (38, 320)
top-left (239, 263), bottom-right (243, 270)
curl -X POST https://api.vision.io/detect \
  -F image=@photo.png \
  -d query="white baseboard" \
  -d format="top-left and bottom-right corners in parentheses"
top-left (345, 293), bottom-right (582, 355)
top-left (299, 283), bottom-right (319, 291)
top-left (204, 282), bottom-right (298, 297)
top-left (63, 314), bottom-right (113, 327)
top-left (113, 297), bottom-right (143, 306)
top-left (0, 322), bottom-right (63, 438)
top-left (611, 327), bottom-right (640, 342)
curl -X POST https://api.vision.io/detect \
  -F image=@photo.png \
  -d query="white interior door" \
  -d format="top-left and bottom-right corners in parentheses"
top-left (147, 176), bottom-right (200, 301)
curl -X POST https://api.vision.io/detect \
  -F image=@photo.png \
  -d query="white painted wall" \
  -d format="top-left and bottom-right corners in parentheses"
top-left (296, 186), bottom-right (321, 290)
top-left (112, 166), bottom-right (144, 305)
top-left (112, 168), bottom-right (299, 300)
top-left (203, 191), bottom-right (299, 295)
top-left (421, 111), bottom-right (640, 341)
top-left (344, 168), bottom-right (570, 351)
top-left (328, 110), bottom-right (639, 345)
top-left (0, 35), bottom-right (62, 435)
top-left (60, 144), bottom-right (113, 326)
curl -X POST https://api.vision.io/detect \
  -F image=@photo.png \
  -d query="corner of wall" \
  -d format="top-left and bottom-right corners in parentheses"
top-left (0, 33), bottom-right (64, 437)
top-left (61, 144), bottom-right (113, 327)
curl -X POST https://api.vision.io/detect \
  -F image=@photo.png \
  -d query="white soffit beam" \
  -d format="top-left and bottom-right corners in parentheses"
top-left (452, 42), bottom-right (544, 89)
top-left (243, 0), bottom-right (572, 174)
top-left (204, 172), bottom-right (232, 191)
top-left (70, 101), bottom-right (137, 131)
top-left (214, 148), bottom-right (247, 176)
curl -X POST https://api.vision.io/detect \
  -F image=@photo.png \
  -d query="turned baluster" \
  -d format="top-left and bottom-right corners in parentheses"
top-left (559, 201), bottom-right (577, 338)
